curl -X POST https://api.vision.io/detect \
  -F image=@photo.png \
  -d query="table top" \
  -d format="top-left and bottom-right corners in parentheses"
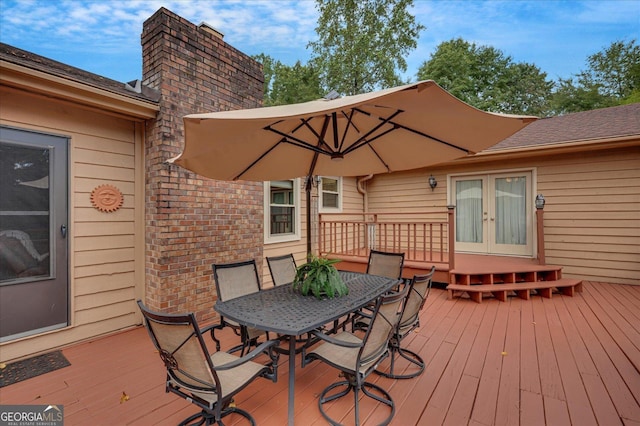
top-left (214, 271), bottom-right (399, 336)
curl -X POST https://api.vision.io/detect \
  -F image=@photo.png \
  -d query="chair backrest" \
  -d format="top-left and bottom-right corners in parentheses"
top-left (266, 254), bottom-right (297, 287)
top-left (366, 250), bottom-right (405, 280)
top-left (137, 300), bottom-right (219, 394)
top-left (359, 284), bottom-right (409, 366)
top-left (212, 259), bottom-right (261, 301)
top-left (399, 266), bottom-right (436, 330)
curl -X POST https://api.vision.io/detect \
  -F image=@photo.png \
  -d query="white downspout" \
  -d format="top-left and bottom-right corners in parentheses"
top-left (356, 174), bottom-right (373, 211)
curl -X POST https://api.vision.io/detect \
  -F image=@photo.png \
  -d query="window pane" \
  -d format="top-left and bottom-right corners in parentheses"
top-left (322, 177), bottom-right (338, 192)
top-left (0, 143), bottom-right (51, 282)
top-left (323, 192), bottom-right (338, 208)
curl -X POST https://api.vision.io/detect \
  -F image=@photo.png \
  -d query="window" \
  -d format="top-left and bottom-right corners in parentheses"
top-left (264, 179), bottom-right (300, 243)
top-left (319, 176), bottom-right (342, 212)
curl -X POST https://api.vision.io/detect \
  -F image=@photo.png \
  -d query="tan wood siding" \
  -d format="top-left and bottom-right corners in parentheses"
top-left (362, 144), bottom-right (640, 285)
top-left (537, 147), bottom-right (640, 284)
top-left (0, 86), bottom-right (144, 361)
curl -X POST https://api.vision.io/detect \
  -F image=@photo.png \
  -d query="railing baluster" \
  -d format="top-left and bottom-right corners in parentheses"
top-left (317, 211), bottom-right (451, 266)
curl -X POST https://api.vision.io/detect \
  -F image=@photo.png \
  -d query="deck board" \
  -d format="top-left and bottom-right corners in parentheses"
top-left (1, 280), bottom-right (639, 425)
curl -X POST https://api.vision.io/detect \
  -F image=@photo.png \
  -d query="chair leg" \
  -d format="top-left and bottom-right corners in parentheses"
top-left (179, 406), bottom-right (256, 426)
top-left (210, 324), bottom-right (224, 352)
top-left (318, 379), bottom-right (394, 426)
top-left (375, 346), bottom-right (425, 379)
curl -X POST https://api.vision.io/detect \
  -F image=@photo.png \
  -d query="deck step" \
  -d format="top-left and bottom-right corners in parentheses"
top-left (447, 278), bottom-right (583, 303)
top-left (450, 267), bottom-right (563, 285)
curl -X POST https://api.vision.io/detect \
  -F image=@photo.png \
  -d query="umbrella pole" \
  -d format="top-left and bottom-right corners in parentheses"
top-left (306, 175), bottom-right (312, 258)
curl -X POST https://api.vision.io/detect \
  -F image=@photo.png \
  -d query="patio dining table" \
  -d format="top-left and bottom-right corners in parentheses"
top-left (214, 270), bottom-right (400, 426)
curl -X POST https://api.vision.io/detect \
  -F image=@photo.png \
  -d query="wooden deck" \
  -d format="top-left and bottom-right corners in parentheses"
top-left (1, 280), bottom-right (639, 425)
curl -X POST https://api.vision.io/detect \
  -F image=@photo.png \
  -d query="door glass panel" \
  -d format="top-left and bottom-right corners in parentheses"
top-left (495, 176), bottom-right (527, 245)
top-left (0, 143), bottom-right (51, 283)
top-left (456, 179), bottom-right (483, 243)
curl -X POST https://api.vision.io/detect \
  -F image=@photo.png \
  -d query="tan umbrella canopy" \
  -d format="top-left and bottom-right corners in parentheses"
top-left (170, 80), bottom-right (536, 253)
top-left (170, 80), bottom-right (535, 181)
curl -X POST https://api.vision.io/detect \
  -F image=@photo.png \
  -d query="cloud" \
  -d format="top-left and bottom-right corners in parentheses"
top-left (0, 0), bottom-right (637, 83)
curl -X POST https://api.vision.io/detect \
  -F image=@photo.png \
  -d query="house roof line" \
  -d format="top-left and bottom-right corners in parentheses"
top-left (0, 42), bottom-right (159, 120)
top-left (455, 134), bottom-right (639, 165)
top-left (481, 133), bottom-right (639, 154)
top-left (1, 60), bottom-right (159, 120)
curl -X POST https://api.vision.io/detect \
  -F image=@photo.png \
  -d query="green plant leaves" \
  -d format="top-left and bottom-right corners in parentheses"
top-left (292, 255), bottom-right (349, 299)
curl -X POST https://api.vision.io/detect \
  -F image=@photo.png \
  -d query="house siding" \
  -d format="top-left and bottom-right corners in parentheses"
top-left (536, 146), bottom-right (639, 283)
top-left (363, 143), bottom-right (640, 285)
top-left (0, 85), bottom-right (146, 361)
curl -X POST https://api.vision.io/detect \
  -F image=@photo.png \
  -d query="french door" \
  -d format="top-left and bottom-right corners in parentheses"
top-left (0, 127), bottom-right (69, 342)
top-left (453, 171), bottom-right (533, 256)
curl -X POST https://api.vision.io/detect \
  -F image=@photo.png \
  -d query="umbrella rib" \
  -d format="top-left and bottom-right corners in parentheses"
top-left (366, 144), bottom-right (391, 173)
top-left (338, 109), bottom-right (358, 153)
top-left (388, 121), bottom-right (470, 153)
top-left (265, 125), bottom-right (330, 155)
top-left (342, 109), bottom-right (403, 155)
top-left (233, 139), bottom-right (285, 180)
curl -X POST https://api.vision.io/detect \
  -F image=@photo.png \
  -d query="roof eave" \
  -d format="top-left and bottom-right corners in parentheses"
top-left (1, 60), bottom-right (159, 120)
top-left (454, 134), bottom-right (640, 164)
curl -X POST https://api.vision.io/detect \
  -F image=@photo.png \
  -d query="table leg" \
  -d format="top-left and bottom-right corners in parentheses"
top-left (288, 335), bottom-right (295, 426)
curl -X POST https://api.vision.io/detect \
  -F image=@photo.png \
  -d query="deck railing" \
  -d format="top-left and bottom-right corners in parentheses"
top-left (319, 208), bottom-right (456, 270)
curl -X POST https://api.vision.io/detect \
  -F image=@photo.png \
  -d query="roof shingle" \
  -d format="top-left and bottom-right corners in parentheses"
top-left (490, 103), bottom-right (640, 150)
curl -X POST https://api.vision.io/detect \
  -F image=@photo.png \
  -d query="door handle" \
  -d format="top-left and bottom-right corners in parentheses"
top-left (61, 225), bottom-right (67, 238)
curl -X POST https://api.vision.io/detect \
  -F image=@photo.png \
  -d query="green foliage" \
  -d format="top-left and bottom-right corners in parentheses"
top-left (253, 54), bottom-right (323, 106)
top-left (308, 0), bottom-right (424, 95)
top-left (293, 256), bottom-right (349, 299)
top-left (550, 39), bottom-right (640, 114)
top-left (417, 38), bottom-right (553, 116)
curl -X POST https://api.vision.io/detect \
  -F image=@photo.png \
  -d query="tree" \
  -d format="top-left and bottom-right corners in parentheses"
top-left (550, 39), bottom-right (640, 114)
top-left (254, 54), bottom-right (323, 106)
top-left (308, 0), bottom-right (424, 96)
top-left (417, 38), bottom-right (554, 116)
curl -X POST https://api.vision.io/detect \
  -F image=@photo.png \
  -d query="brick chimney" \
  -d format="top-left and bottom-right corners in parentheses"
top-left (141, 7), bottom-right (264, 322)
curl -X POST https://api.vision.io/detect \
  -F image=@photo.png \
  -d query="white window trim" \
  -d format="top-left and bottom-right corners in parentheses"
top-left (318, 176), bottom-right (343, 213)
top-left (264, 179), bottom-right (301, 244)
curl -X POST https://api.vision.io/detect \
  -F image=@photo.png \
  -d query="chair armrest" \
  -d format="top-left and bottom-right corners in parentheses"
top-left (199, 323), bottom-right (219, 334)
top-left (214, 339), bottom-right (280, 371)
top-left (310, 330), bottom-right (363, 349)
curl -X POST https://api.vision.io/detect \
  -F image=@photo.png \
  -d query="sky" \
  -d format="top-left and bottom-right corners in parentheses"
top-left (0, 0), bottom-right (638, 86)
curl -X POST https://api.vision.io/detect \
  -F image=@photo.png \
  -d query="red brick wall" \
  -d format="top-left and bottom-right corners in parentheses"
top-left (141, 8), bottom-right (264, 322)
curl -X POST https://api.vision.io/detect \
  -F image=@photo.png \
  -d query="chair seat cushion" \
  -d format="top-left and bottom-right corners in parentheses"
top-left (309, 332), bottom-right (382, 374)
top-left (176, 351), bottom-right (265, 404)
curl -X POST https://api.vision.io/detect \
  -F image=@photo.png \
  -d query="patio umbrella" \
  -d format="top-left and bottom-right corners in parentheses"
top-left (169, 80), bottom-right (536, 253)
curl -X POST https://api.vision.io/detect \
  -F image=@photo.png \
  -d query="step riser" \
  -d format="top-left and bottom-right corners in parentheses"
top-left (447, 279), bottom-right (583, 303)
top-left (450, 269), bottom-right (562, 285)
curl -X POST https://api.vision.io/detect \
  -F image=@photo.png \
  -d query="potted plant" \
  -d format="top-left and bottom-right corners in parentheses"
top-left (293, 255), bottom-right (349, 299)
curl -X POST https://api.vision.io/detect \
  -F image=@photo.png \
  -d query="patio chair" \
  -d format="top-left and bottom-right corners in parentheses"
top-left (372, 266), bottom-right (436, 379)
top-left (137, 301), bottom-right (279, 426)
top-left (366, 249), bottom-right (405, 281)
top-left (266, 253), bottom-right (297, 287)
top-left (301, 284), bottom-right (409, 426)
top-left (343, 249), bottom-right (406, 331)
top-left (211, 260), bottom-right (268, 355)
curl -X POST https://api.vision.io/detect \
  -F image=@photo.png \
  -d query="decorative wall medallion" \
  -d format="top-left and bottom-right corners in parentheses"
top-left (91, 184), bottom-right (124, 212)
